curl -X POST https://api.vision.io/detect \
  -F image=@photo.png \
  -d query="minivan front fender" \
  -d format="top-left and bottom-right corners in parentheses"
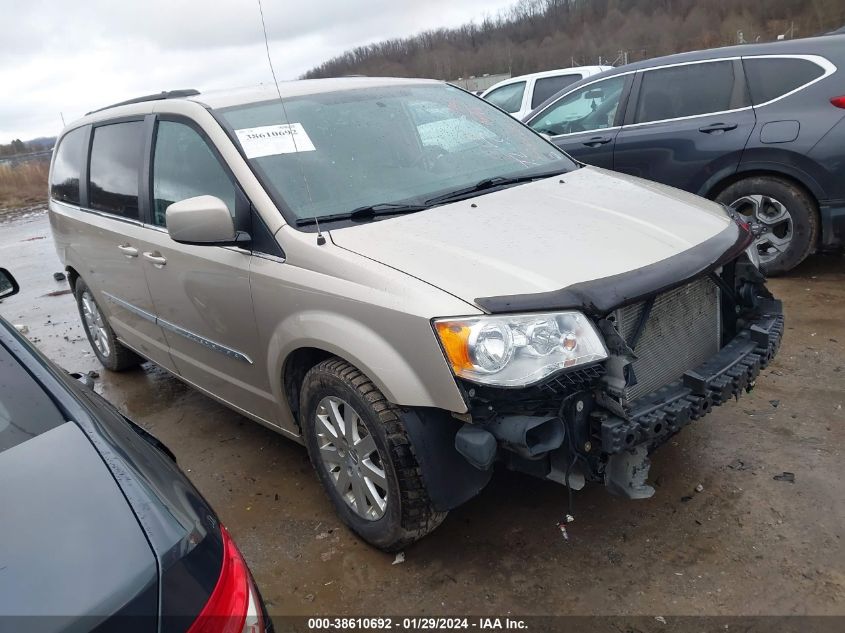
top-left (267, 310), bottom-right (469, 432)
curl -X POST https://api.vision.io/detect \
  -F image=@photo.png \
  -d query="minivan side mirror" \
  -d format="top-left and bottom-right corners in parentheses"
top-left (166, 196), bottom-right (238, 245)
top-left (0, 268), bottom-right (20, 299)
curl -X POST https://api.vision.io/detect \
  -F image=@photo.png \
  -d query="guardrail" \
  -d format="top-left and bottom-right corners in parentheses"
top-left (0, 150), bottom-right (53, 166)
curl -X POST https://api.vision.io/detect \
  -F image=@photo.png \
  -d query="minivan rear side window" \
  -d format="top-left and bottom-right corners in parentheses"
top-left (743, 57), bottom-right (825, 105)
top-left (531, 74), bottom-right (581, 109)
top-left (634, 60), bottom-right (746, 124)
top-left (50, 127), bottom-right (86, 205)
top-left (89, 121), bottom-right (144, 219)
top-left (152, 121), bottom-right (236, 227)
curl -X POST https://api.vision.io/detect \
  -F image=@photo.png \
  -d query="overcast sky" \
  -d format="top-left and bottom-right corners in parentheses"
top-left (0, 0), bottom-right (517, 142)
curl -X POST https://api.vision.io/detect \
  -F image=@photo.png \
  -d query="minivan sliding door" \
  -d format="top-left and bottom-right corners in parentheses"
top-left (80, 119), bottom-right (176, 370)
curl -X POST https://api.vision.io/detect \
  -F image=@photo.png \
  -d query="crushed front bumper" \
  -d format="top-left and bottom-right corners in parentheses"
top-left (452, 293), bottom-right (784, 502)
top-left (599, 299), bottom-right (784, 455)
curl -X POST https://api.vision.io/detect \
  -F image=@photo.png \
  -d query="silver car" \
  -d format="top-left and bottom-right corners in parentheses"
top-left (48, 78), bottom-right (784, 550)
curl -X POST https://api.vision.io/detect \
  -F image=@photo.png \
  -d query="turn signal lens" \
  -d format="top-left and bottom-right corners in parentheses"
top-left (830, 96), bottom-right (845, 109)
top-left (435, 321), bottom-right (473, 373)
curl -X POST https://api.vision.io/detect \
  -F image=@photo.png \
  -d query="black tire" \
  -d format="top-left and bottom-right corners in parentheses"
top-left (715, 175), bottom-right (818, 276)
top-left (74, 278), bottom-right (143, 371)
top-left (300, 358), bottom-right (446, 551)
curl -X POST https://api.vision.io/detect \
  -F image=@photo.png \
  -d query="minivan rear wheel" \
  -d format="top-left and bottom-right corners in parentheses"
top-left (74, 278), bottom-right (143, 371)
top-left (715, 175), bottom-right (818, 275)
top-left (300, 358), bottom-right (446, 551)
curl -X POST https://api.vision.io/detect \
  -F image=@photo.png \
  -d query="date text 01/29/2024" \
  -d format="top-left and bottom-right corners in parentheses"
top-left (306, 617), bottom-right (528, 630)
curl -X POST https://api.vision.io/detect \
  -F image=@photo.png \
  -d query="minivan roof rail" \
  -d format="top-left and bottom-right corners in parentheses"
top-left (86, 89), bottom-right (201, 115)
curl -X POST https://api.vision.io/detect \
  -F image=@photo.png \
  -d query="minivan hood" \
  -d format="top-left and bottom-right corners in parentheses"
top-left (329, 167), bottom-right (732, 309)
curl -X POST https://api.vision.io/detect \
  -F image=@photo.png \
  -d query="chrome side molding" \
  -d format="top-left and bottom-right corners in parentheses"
top-left (102, 291), bottom-right (253, 364)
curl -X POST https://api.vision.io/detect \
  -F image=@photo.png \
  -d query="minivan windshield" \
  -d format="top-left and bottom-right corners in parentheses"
top-left (219, 83), bottom-right (575, 225)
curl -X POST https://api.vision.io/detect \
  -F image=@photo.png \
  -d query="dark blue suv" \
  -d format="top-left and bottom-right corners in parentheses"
top-left (525, 35), bottom-right (845, 274)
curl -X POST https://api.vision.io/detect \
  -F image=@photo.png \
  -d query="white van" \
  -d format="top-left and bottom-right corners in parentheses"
top-left (481, 66), bottom-right (611, 119)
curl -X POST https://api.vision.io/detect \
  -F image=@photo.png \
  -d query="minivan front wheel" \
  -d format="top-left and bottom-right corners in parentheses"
top-left (74, 278), bottom-right (142, 371)
top-left (300, 358), bottom-right (446, 550)
top-left (716, 176), bottom-right (818, 275)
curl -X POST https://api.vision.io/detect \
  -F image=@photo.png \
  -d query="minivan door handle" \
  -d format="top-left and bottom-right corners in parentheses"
top-left (143, 251), bottom-right (167, 267)
top-left (698, 122), bottom-right (738, 134)
top-left (117, 244), bottom-right (138, 258)
top-left (582, 135), bottom-right (613, 147)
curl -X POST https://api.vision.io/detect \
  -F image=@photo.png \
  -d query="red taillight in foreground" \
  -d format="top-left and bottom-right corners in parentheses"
top-left (831, 96), bottom-right (845, 109)
top-left (187, 525), bottom-right (265, 633)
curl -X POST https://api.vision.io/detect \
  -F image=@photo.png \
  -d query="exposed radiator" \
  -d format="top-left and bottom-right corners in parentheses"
top-left (613, 276), bottom-right (721, 401)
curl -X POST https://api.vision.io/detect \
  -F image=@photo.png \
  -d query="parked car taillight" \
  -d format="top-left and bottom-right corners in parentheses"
top-left (831, 96), bottom-right (845, 109)
top-left (187, 525), bottom-right (265, 633)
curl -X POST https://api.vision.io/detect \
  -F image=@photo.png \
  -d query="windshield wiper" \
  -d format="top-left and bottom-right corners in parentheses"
top-left (294, 169), bottom-right (570, 226)
top-left (295, 203), bottom-right (428, 227)
top-left (425, 168), bottom-right (570, 206)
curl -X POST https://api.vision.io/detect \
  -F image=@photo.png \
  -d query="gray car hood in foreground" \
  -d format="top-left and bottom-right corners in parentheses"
top-left (329, 166), bottom-right (731, 308)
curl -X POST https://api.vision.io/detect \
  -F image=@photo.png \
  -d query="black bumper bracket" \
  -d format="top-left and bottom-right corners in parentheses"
top-left (600, 308), bottom-right (784, 455)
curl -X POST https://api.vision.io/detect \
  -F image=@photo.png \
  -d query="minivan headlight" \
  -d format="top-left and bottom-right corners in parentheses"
top-left (433, 312), bottom-right (608, 387)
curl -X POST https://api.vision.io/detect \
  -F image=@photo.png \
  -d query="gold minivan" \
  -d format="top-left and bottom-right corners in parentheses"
top-left (49, 79), bottom-right (784, 550)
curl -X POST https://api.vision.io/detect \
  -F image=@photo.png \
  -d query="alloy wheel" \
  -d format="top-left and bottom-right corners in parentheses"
top-left (729, 194), bottom-right (794, 265)
top-left (315, 396), bottom-right (388, 521)
top-left (81, 291), bottom-right (110, 358)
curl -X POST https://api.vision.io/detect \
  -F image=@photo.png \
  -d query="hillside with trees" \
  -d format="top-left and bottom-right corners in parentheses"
top-left (0, 137), bottom-right (54, 158)
top-left (303, 0), bottom-right (845, 80)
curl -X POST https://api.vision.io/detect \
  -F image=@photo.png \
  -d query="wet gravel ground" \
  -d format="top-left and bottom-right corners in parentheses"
top-left (2, 208), bottom-right (843, 617)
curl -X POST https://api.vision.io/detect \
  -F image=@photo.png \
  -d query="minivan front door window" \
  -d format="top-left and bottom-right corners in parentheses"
top-left (152, 121), bottom-right (237, 227)
top-left (529, 75), bottom-right (626, 137)
top-left (88, 121), bottom-right (145, 219)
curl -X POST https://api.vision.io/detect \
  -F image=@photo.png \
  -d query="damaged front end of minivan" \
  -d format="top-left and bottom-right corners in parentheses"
top-left (422, 216), bottom-right (783, 505)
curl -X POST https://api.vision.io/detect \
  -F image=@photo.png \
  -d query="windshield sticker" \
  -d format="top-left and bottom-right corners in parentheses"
top-left (234, 123), bottom-right (316, 158)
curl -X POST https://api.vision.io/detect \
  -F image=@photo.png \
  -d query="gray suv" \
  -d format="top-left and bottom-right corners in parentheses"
top-left (49, 78), bottom-right (783, 550)
top-left (524, 35), bottom-right (845, 275)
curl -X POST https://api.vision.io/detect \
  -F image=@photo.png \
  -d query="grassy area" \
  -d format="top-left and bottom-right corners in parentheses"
top-left (0, 161), bottom-right (49, 211)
